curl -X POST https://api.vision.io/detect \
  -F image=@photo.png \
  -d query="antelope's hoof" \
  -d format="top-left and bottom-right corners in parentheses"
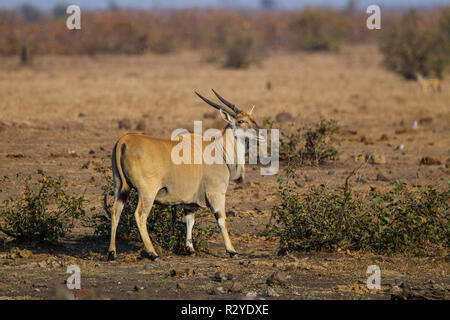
top-left (186, 247), bottom-right (196, 256)
top-left (141, 250), bottom-right (160, 262)
top-left (228, 251), bottom-right (240, 259)
top-left (107, 251), bottom-right (116, 261)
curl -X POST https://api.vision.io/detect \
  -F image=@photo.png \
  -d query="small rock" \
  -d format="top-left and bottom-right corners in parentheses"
top-left (67, 150), bottom-right (77, 157)
top-left (265, 286), bottom-right (280, 297)
top-left (136, 120), bottom-right (147, 131)
top-left (229, 281), bottom-right (243, 293)
top-left (226, 211), bottom-right (236, 217)
top-left (420, 156), bottom-right (441, 166)
top-left (366, 153), bottom-right (386, 165)
top-left (266, 271), bottom-right (287, 286)
top-left (239, 260), bottom-right (250, 267)
top-left (118, 118), bottom-right (132, 130)
top-left (295, 181), bottom-right (305, 188)
top-left (226, 273), bottom-right (233, 281)
top-left (246, 291), bottom-right (257, 297)
top-left (394, 144), bottom-right (404, 151)
top-left (81, 161), bottom-right (91, 169)
top-left (376, 172), bottom-right (389, 182)
top-left (170, 268), bottom-right (189, 277)
top-left (214, 271), bottom-right (227, 282)
top-left (176, 282), bottom-right (187, 290)
top-left (134, 285), bottom-right (144, 291)
top-left (213, 286), bottom-right (226, 295)
top-left (394, 279), bottom-right (404, 288)
top-left (360, 136), bottom-right (374, 145)
top-left (6, 153), bottom-right (25, 158)
top-left (275, 112), bottom-right (294, 123)
top-left (419, 117), bottom-right (432, 124)
top-left (395, 127), bottom-right (416, 135)
top-left (143, 263), bottom-right (154, 271)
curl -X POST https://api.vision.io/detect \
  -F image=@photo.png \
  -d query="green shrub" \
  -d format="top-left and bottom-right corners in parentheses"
top-left (279, 118), bottom-right (340, 165)
top-left (223, 35), bottom-right (262, 69)
top-left (380, 9), bottom-right (450, 79)
top-left (88, 168), bottom-right (216, 254)
top-left (90, 15), bottom-right (148, 54)
top-left (290, 8), bottom-right (347, 51)
top-left (271, 168), bottom-right (449, 255)
top-left (0, 173), bottom-right (85, 243)
top-left (150, 36), bottom-right (178, 55)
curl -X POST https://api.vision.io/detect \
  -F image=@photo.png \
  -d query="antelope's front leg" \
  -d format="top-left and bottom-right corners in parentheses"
top-left (207, 192), bottom-right (238, 258)
top-left (184, 213), bottom-right (196, 254)
top-left (215, 210), bottom-right (238, 258)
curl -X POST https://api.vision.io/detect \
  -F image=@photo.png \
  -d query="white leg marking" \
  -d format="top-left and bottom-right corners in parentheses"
top-left (185, 214), bottom-right (195, 247)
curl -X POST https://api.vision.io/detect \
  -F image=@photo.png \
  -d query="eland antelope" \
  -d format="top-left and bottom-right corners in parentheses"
top-left (107, 90), bottom-right (260, 261)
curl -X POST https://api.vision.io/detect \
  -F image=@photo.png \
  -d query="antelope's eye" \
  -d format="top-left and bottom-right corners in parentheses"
top-left (237, 120), bottom-right (244, 124)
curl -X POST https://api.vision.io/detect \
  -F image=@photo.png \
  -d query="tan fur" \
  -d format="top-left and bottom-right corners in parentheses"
top-left (108, 110), bottom-right (259, 261)
top-left (417, 74), bottom-right (441, 93)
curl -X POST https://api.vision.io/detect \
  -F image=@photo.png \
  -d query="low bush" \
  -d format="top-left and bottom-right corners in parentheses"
top-left (290, 8), bottom-right (348, 51)
top-left (223, 35), bottom-right (262, 69)
top-left (380, 9), bottom-right (450, 79)
top-left (271, 168), bottom-right (449, 256)
top-left (0, 173), bottom-right (85, 243)
top-left (279, 118), bottom-right (340, 165)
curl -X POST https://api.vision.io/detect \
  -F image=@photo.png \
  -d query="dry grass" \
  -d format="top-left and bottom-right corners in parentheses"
top-left (0, 45), bottom-right (448, 299)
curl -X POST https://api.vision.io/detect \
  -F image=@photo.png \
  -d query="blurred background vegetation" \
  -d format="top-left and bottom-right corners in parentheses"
top-left (0, 1), bottom-right (449, 75)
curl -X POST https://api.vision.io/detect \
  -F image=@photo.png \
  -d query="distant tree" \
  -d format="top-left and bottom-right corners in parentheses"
top-left (344, 0), bottom-right (358, 16)
top-left (52, 3), bottom-right (69, 17)
top-left (20, 3), bottom-right (41, 22)
top-left (261, 0), bottom-right (277, 11)
top-left (108, 1), bottom-right (121, 11)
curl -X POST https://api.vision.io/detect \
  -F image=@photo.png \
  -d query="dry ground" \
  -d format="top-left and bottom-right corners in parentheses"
top-left (0, 45), bottom-right (448, 300)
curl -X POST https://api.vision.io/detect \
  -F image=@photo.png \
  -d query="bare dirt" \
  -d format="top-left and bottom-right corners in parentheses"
top-left (0, 45), bottom-right (448, 300)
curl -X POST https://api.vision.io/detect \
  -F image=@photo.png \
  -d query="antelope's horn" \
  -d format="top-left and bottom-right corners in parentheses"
top-left (195, 91), bottom-right (236, 117)
top-left (211, 89), bottom-right (243, 114)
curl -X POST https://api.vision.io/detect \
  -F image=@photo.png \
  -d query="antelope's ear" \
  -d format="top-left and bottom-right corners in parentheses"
top-left (219, 109), bottom-right (234, 124)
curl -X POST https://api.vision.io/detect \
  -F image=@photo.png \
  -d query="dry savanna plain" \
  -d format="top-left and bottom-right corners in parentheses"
top-left (0, 45), bottom-right (448, 300)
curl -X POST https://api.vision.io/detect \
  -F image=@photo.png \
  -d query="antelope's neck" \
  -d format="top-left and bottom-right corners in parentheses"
top-left (221, 126), bottom-right (245, 182)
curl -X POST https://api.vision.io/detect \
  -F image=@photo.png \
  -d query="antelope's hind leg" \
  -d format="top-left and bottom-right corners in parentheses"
top-left (108, 184), bottom-right (129, 261)
top-left (134, 189), bottom-right (160, 261)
